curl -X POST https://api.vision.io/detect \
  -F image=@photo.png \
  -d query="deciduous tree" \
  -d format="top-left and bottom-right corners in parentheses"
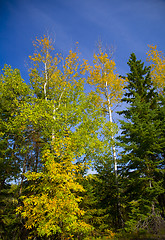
top-left (147, 45), bottom-right (165, 94)
top-left (17, 136), bottom-right (93, 239)
top-left (87, 46), bottom-right (125, 177)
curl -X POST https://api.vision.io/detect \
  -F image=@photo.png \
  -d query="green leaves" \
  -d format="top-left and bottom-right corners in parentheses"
top-left (1, 37), bottom-right (165, 239)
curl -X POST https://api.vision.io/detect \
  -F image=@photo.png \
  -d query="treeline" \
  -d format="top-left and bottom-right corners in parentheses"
top-left (0, 36), bottom-right (165, 240)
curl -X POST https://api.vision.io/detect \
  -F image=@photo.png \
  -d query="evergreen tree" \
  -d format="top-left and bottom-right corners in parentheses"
top-left (118, 53), bottom-right (165, 231)
top-left (147, 46), bottom-right (165, 218)
top-left (157, 91), bottom-right (165, 218)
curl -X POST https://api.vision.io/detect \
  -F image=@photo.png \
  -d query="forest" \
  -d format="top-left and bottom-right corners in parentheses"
top-left (0, 36), bottom-right (165, 240)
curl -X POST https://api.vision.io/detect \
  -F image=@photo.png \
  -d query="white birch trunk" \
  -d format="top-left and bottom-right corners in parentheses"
top-left (52, 89), bottom-right (65, 143)
top-left (44, 62), bottom-right (48, 101)
top-left (44, 56), bottom-right (55, 144)
top-left (105, 81), bottom-right (117, 178)
top-left (52, 106), bottom-right (55, 143)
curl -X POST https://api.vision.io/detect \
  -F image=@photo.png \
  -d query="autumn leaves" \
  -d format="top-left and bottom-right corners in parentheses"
top-left (0, 35), bottom-right (164, 239)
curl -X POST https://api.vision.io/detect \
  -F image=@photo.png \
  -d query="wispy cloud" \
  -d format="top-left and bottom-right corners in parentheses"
top-left (66, 0), bottom-right (165, 53)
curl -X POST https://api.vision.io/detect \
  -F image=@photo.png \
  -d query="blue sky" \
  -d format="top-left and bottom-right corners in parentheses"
top-left (0, 0), bottom-right (165, 82)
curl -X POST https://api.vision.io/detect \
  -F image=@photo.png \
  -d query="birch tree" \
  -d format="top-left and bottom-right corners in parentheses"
top-left (87, 47), bottom-right (125, 177)
top-left (16, 36), bottom-right (105, 238)
top-left (27, 36), bottom-right (104, 162)
top-left (147, 45), bottom-right (165, 94)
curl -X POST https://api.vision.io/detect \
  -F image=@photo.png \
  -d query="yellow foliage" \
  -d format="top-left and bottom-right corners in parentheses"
top-left (147, 45), bottom-right (165, 94)
top-left (29, 36), bottom-right (88, 103)
top-left (104, 229), bottom-right (116, 238)
top-left (17, 136), bottom-right (92, 238)
top-left (88, 48), bottom-right (125, 106)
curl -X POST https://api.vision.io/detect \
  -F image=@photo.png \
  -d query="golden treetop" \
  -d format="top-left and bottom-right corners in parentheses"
top-left (147, 45), bottom-right (165, 94)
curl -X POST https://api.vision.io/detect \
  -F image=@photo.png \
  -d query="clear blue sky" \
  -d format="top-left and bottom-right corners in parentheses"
top-left (0, 0), bottom-right (165, 82)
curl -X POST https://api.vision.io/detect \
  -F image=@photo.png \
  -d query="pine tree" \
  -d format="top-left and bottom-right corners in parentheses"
top-left (118, 53), bottom-right (165, 231)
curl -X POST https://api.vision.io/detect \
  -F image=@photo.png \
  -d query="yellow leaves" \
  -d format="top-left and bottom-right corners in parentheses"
top-left (88, 49), bottom-right (125, 105)
top-left (25, 171), bottom-right (44, 181)
top-left (104, 229), bottom-right (116, 239)
top-left (29, 35), bottom-right (87, 101)
top-left (147, 45), bottom-right (165, 94)
top-left (80, 59), bottom-right (89, 75)
top-left (33, 35), bottom-right (54, 51)
top-left (62, 49), bottom-right (81, 85)
top-left (29, 36), bottom-right (60, 85)
top-left (17, 134), bottom-right (91, 237)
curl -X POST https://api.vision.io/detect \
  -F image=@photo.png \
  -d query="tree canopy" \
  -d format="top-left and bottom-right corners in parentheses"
top-left (0, 37), bottom-right (165, 240)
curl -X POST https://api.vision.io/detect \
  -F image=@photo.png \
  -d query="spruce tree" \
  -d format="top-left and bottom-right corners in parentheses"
top-left (118, 53), bottom-right (165, 230)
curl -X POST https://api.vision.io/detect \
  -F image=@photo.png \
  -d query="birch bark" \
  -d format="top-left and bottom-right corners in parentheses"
top-left (105, 81), bottom-right (117, 178)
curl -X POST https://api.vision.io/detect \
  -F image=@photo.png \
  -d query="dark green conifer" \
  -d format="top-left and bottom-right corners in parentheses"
top-left (118, 53), bottom-right (165, 230)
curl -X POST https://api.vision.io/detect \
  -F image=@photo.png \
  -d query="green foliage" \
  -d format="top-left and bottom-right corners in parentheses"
top-left (12, 36), bottom-right (106, 239)
top-left (0, 65), bottom-right (30, 187)
top-left (0, 38), bottom-right (165, 239)
top-left (118, 53), bottom-right (165, 231)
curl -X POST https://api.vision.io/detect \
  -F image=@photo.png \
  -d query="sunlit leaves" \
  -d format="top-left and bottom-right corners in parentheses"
top-left (88, 48), bottom-right (125, 106)
top-left (17, 136), bottom-right (92, 238)
top-left (0, 65), bottom-right (30, 183)
top-left (29, 36), bottom-right (60, 99)
top-left (147, 45), bottom-right (165, 94)
top-left (29, 36), bottom-right (88, 102)
top-left (14, 36), bottom-right (106, 238)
